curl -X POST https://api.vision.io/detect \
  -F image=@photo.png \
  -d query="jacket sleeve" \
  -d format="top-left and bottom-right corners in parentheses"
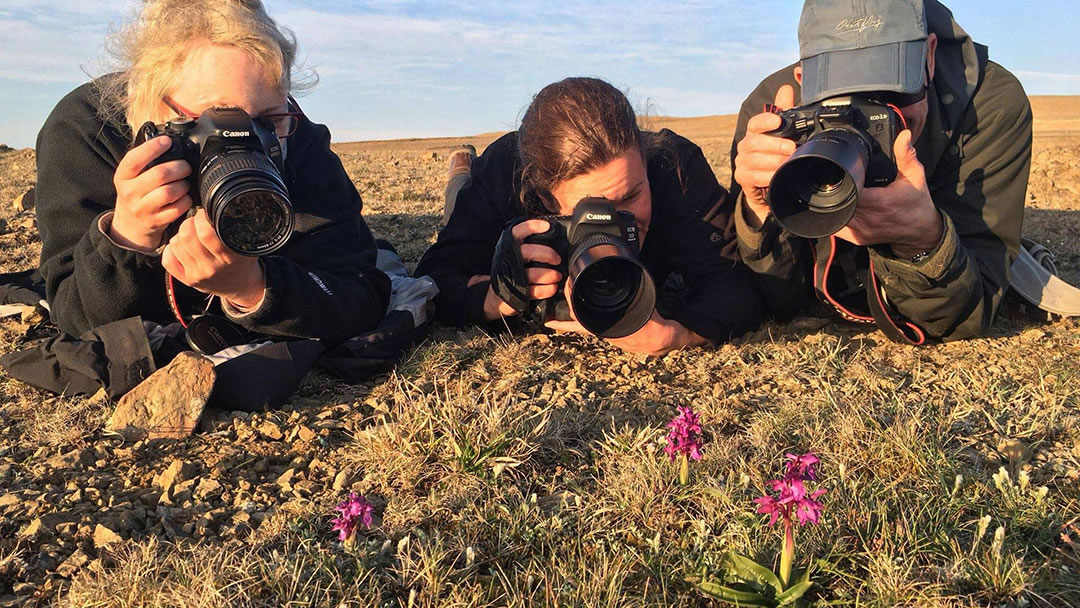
top-left (728, 65), bottom-right (814, 321)
top-left (658, 135), bottom-right (763, 343)
top-left (224, 121), bottom-right (391, 346)
top-left (868, 62), bottom-right (1031, 341)
top-left (36, 87), bottom-right (170, 337)
top-left (414, 135), bottom-right (518, 327)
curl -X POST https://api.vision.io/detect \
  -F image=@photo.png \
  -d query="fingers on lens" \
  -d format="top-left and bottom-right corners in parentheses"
top-left (520, 243), bottom-right (561, 266)
top-left (512, 219), bottom-right (551, 240)
top-left (526, 267), bottom-right (560, 285)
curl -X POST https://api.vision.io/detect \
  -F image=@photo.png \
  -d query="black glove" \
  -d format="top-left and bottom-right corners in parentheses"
top-left (489, 220), bottom-right (532, 314)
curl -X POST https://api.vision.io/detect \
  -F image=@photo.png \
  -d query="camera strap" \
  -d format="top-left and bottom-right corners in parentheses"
top-left (489, 222), bottom-right (532, 314)
top-left (812, 236), bottom-right (926, 345)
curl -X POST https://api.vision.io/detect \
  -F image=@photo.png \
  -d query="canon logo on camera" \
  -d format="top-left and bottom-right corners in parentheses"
top-left (585, 213), bottom-right (612, 221)
top-left (222, 130), bottom-right (251, 138)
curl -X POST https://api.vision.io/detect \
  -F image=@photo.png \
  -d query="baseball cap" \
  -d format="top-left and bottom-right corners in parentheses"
top-left (798, 0), bottom-right (929, 105)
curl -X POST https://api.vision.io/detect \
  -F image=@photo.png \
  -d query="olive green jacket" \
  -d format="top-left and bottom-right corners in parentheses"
top-left (728, 1), bottom-right (1032, 342)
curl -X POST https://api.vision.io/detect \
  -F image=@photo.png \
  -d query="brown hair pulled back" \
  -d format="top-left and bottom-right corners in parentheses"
top-left (517, 77), bottom-right (644, 212)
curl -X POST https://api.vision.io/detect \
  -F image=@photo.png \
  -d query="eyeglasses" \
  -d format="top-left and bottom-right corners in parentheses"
top-left (162, 95), bottom-right (306, 138)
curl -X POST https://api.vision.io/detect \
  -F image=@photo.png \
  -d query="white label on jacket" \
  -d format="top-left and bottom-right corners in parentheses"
top-left (308, 272), bottom-right (334, 296)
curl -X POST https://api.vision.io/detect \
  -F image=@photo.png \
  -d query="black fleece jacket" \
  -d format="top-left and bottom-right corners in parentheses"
top-left (414, 130), bottom-right (763, 344)
top-left (35, 80), bottom-right (391, 345)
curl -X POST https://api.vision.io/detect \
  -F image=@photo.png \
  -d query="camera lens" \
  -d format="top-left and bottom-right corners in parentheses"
top-left (567, 235), bottom-right (655, 338)
top-left (767, 129), bottom-right (868, 238)
top-left (199, 151), bottom-right (293, 256)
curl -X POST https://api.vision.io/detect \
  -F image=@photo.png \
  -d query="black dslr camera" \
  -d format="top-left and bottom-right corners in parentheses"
top-left (135, 107), bottom-right (294, 256)
top-left (525, 198), bottom-right (656, 338)
top-left (765, 95), bottom-right (902, 238)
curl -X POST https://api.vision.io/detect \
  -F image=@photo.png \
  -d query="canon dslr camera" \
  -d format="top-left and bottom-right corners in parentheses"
top-left (765, 95), bottom-right (902, 238)
top-left (135, 107), bottom-right (294, 256)
top-left (524, 198), bottom-right (656, 339)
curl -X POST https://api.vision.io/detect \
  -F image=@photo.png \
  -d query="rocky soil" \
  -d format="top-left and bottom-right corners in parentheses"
top-left (0, 100), bottom-right (1078, 606)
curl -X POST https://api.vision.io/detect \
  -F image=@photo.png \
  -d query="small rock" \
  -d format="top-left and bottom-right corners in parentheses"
top-left (17, 217), bottom-right (35, 231)
top-left (93, 524), bottom-right (123, 549)
top-left (0, 493), bottom-right (19, 509)
top-left (194, 478), bottom-right (223, 501)
top-left (47, 448), bottom-right (94, 470)
top-left (257, 420), bottom-right (284, 441)
top-left (107, 352), bottom-right (215, 441)
top-left (297, 425), bottom-right (317, 442)
top-left (997, 438), bottom-right (1030, 465)
top-left (154, 459), bottom-right (197, 495)
top-left (12, 187), bottom-right (34, 211)
top-left (18, 305), bottom-right (47, 325)
top-left (275, 468), bottom-right (296, 491)
top-left (0, 218), bottom-right (8, 235)
top-left (19, 518), bottom-right (49, 539)
top-left (56, 549), bottom-right (90, 578)
top-left (332, 470), bottom-right (350, 491)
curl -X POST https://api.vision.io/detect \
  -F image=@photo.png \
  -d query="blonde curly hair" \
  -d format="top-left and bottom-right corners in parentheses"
top-left (100, 0), bottom-right (315, 134)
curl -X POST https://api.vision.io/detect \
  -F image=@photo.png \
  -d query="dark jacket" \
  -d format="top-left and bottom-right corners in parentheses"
top-left (415, 130), bottom-right (763, 344)
top-left (35, 80), bottom-right (391, 345)
top-left (729, 0), bottom-right (1032, 342)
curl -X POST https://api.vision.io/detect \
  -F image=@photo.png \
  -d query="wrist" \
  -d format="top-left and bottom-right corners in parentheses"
top-left (741, 193), bottom-right (770, 230)
top-left (892, 207), bottom-right (944, 259)
top-left (108, 214), bottom-right (162, 252)
top-left (483, 285), bottom-right (517, 321)
top-left (223, 262), bottom-right (266, 310)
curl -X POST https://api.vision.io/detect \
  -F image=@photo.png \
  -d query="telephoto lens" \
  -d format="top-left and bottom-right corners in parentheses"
top-left (767, 129), bottom-right (868, 238)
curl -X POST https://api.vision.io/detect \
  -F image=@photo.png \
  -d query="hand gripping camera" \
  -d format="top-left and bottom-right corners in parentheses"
top-left (135, 107), bottom-right (294, 256)
top-left (524, 198), bottom-right (656, 339)
top-left (765, 96), bottom-right (902, 238)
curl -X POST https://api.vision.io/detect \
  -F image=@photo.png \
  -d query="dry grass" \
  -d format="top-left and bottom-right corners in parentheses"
top-left (0, 97), bottom-right (1079, 607)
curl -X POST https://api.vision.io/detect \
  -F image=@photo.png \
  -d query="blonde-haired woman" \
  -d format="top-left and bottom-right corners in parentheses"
top-left (24, 0), bottom-right (391, 410)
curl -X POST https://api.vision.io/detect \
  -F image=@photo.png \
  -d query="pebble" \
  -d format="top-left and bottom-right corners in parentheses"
top-left (93, 524), bottom-right (123, 549)
top-left (257, 421), bottom-right (284, 441)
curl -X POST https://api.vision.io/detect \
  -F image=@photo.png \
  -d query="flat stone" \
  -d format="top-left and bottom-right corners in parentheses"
top-left (93, 524), bottom-right (123, 549)
top-left (275, 468), bottom-right (296, 491)
top-left (107, 352), bottom-right (215, 441)
top-left (194, 478), bottom-right (223, 501)
top-left (12, 187), bottom-right (34, 212)
top-left (154, 459), bottom-right (197, 495)
top-left (297, 425), bottom-right (317, 442)
top-left (46, 448), bottom-right (94, 470)
top-left (56, 549), bottom-right (90, 578)
top-left (257, 420), bottom-right (284, 441)
top-left (0, 494), bottom-right (19, 509)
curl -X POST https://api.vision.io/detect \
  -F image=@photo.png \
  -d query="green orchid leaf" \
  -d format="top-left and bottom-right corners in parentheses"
top-left (697, 580), bottom-right (774, 606)
top-left (721, 551), bottom-right (783, 595)
top-left (775, 580), bottom-right (814, 606)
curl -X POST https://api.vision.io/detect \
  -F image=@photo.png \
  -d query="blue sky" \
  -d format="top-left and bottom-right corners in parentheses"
top-left (1, 1), bottom-right (1078, 148)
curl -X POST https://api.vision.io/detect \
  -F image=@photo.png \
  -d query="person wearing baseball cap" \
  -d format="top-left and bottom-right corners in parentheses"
top-left (723, 0), bottom-right (1047, 342)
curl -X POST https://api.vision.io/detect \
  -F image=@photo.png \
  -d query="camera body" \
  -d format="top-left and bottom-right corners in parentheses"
top-left (765, 95), bottom-right (902, 238)
top-left (523, 198), bottom-right (655, 339)
top-left (136, 107), bottom-right (294, 256)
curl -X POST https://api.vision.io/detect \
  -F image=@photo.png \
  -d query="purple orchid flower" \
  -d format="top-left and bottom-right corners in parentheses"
top-left (330, 492), bottom-right (374, 542)
top-left (784, 452), bottom-right (819, 481)
top-left (665, 406), bottom-right (704, 462)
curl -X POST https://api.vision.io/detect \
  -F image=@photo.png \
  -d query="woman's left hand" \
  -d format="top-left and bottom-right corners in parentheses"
top-left (544, 284), bottom-right (702, 356)
top-left (162, 209), bottom-right (266, 309)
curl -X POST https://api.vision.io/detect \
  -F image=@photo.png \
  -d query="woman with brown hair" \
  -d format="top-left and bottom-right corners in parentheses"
top-left (416, 77), bottom-right (762, 355)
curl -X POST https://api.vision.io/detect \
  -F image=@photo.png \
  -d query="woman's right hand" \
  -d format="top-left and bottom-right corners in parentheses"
top-left (733, 84), bottom-right (797, 229)
top-left (109, 135), bottom-right (193, 251)
top-left (481, 219), bottom-right (564, 321)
